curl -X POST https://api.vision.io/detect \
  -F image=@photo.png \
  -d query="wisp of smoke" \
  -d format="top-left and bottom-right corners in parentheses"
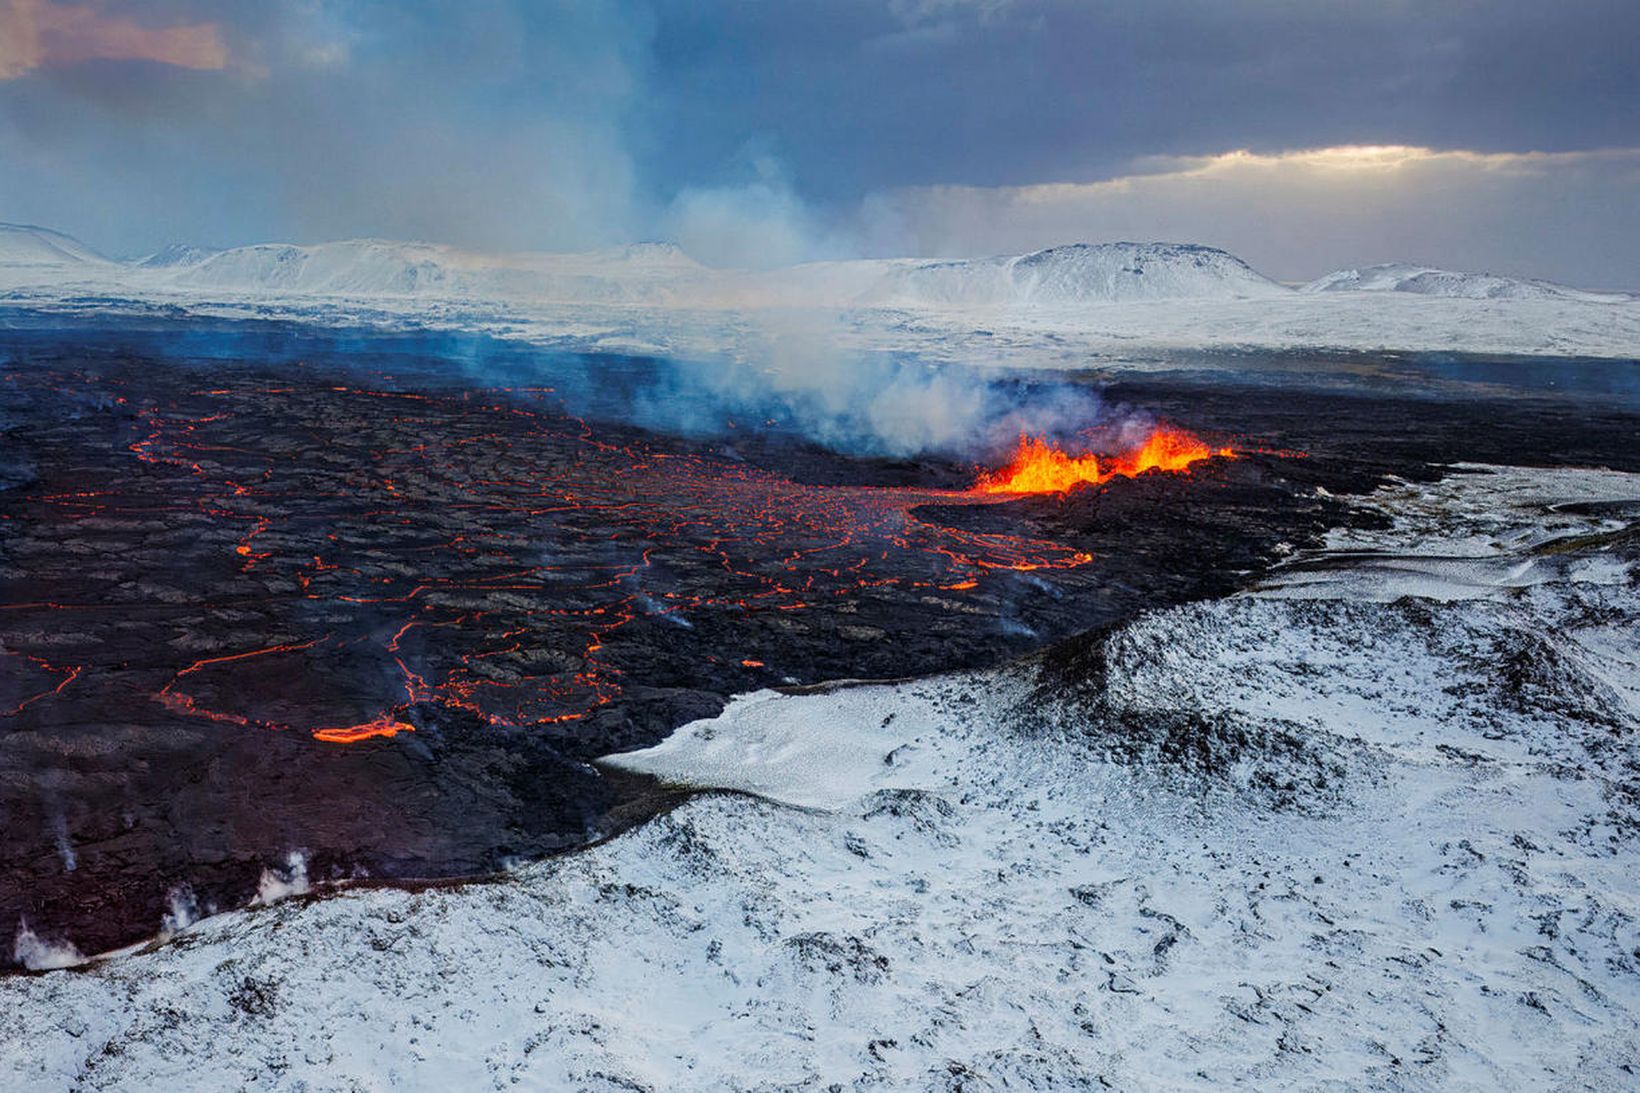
top-left (252, 851), bottom-right (310, 906)
top-left (13, 918), bottom-right (84, 971)
top-left (62, 313), bottom-right (1116, 464)
top-left (541, 313), bottom-right (1110, 461)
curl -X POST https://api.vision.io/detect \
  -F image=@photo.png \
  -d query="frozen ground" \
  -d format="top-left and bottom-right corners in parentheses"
top-left (2, 464), bottom-right (1636, 1090)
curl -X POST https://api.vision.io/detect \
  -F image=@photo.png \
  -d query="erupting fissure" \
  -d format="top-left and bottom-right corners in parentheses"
top-left (974, 426), bottom-right (1233, 495)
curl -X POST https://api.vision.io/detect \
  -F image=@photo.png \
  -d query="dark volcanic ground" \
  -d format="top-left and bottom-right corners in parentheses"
top-left (2, 321), bottom-right (1637, 967)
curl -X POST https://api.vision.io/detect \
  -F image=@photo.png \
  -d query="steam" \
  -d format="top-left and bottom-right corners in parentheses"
top-left (663, 156), bottom-right (823, 271)
top-left (13, 917), bottom-right (83, 971)
top-left (543, 312), bottom-right (1110, 462)
top-left (162, 884), bottom-right (201, 935)
top-left (252, 851), bottom-right (310, 906)
top-left (49, 811), bottom-right (75, 872)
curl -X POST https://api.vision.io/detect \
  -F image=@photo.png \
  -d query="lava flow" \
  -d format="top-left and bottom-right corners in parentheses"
top-left (0, 344), bottom-right (1357, 967)
top-left (3, 359), bottom-right (1116, 755)
top-left (974, 426), bottom-right (1233, 495)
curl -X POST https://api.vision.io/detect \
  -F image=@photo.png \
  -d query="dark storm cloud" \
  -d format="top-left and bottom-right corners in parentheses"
top-left (635, 0), bottom-right (1640, 202)
top-left (0, 0), bottom-right (1635, 282)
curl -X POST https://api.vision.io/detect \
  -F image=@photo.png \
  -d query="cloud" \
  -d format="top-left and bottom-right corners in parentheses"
top-left (0, 3), bottom-right (1634, 288)
top-left (861, 145), bottom-right (1640, 289)
top-left (0, 1), bottom-right (650, 256)
top-left (0, 0), bottom-right (231, 79)
top-left (637, 0), bottom-right (1640, 206)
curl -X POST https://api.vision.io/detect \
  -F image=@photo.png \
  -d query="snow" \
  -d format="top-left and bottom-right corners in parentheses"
top-left (1304, 263), bottom-right (1632, 303)
top-left (0, 223), bottom-right (113, 269)
top-left (135, 243), bottom-right (218, 269)
top-left (1251, 464), bottom-right (1640, 602)
top-left (164, 237), bottom-right (708, 302)
top-left (3, 223), bottom-right (1637, 360)
top-left (852, 242), bottom-right (1289, 308)
top-left (2, 465), bottom-right (1636, 1090)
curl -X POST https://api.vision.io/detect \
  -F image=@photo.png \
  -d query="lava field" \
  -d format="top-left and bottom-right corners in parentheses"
top-left (4, 328), bottom-right (1637, 965)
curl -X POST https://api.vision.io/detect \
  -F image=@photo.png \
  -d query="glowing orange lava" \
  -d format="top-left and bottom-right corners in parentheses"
top-left (975, 426), bottom-right (1232, 495)
top-left (311, 714), bottom-right (416, 744)
top-left (1110, 426), bottom-right (1234, 478)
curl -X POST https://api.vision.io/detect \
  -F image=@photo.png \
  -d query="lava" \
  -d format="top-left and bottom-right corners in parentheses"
top-left (311, 715), bottom-right (416, 744)
top-left (4, 366), bottom-right (1240, 754)
top-left (974, 426), bottom-right (1232, 495)
top-left (974, 436), bottom-right (1104, 494)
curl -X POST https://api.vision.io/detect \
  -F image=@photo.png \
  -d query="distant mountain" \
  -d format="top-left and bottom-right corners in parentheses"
top-left (0, 223), bottom-right (113, 267)
top-left (174, 240), bottom-right (455, 294)
top-left (1303, 263), bottom-right (1630, 303)
top-left (136, 243), bottom-right (219, 269)
top-left (857, 243), bottom-right (1290, 308)
top-left (0, 220), bottom-right (1634, 329)
top-left (167, 238), bottom-right (707, 302)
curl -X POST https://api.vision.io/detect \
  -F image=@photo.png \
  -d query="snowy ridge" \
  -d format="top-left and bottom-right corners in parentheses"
top-left (2, 466), bottom-right (1637, 1090)
top-left (135, 243), bottom-right (219, 269)
top-left (168, 237), bottom-right (708, 302)
top-left (1304, 262), bottom-right (1631, 302)
top-left (0, 223), bottom-right (113, 268)
top-left (858, 242), bottom-right (1288, 308)
top-left (176, 239), bottom-right (458, 295)
top-left (2, 221), bottom-right (1639, 358)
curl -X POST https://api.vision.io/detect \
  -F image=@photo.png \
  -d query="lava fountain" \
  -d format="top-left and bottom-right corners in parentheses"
top-left (974, 425), bottom-right (1232, 495)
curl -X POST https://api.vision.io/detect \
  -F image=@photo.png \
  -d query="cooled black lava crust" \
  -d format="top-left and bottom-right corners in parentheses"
top-left (2, 327), bottom-right (1636, 966)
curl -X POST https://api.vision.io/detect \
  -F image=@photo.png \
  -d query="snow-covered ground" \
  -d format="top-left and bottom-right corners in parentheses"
top-left (3, 464), bottom-right (1636, 1091)
top-left (4, 222), bottom-right (1638, 362)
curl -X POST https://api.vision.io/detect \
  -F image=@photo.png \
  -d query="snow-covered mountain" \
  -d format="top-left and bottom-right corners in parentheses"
top-left (858, 242), bottom-right (1289, 308)
top-left (161, 237), bottom-right (1292, 309)
top-left (163, 237), bottom-right (708, 303)
top-left (135, 243), bottom-right (218, 269)
top-left (1303, 262), bottom-right (1631, 302)
top-left (0, 222), bottom-right (113, 268)
top-left (2, 221), bottom-right (1637, 358)
top-left (174, 239), bottom-right (457, 294)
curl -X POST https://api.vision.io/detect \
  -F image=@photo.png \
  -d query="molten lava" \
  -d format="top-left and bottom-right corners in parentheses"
top-left (975, 426), bottom-right (1231, 495)
top-left (974, 436), bottom-right (1105, 494)
top-left (311, 715), bottom-right (416, 745)
top-left (1111, 426), bottom-right (1233, 478)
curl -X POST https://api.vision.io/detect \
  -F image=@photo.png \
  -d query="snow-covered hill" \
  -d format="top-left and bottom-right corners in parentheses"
top-left (0, 223), bottom-right (113, 268)
top-left (2, 465), bottom-right (1636, 1090)
top-left (174, 239), bottom-right (458, 294)
top-left (1, 221), bottom-right (1637, 359)
top-left (166, 238), bottom-right (708, 303)
top-left (160, 239), bottom-right (1287, 309)
top-left (858, 242), bottom-right (1289, 308)
top-left (135, 243), bottom-right (218, 269)
top-left (1304, 262), bottom-right (1631, 303)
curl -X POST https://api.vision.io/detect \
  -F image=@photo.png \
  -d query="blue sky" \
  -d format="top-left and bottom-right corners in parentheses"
top-left (1, 0), bottom-right (1637, 285)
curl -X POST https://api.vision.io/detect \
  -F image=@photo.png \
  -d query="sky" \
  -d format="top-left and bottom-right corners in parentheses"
top-left (1, 0), bottom-right (1637, 286)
